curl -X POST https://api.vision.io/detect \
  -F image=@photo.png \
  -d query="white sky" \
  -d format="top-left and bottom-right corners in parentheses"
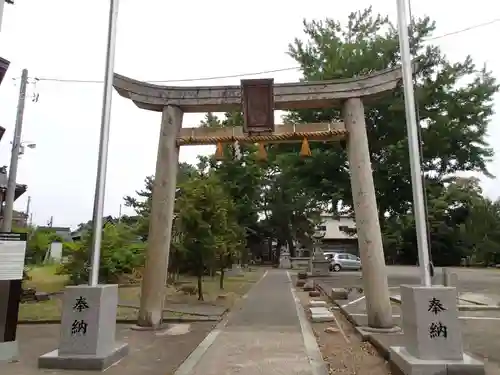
top-left (0, 0), bottom-right (498, 229)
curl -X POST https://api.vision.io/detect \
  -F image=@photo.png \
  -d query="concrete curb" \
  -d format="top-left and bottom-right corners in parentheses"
top-left (287, 272), bottom-right (329, 375)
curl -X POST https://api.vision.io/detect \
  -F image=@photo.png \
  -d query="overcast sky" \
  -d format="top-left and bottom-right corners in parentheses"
top-left (0, 0), bottom-right (498, 229)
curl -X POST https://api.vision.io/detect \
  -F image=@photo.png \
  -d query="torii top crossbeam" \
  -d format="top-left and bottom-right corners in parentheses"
top-left (112, 65), bottom-right (410, 113)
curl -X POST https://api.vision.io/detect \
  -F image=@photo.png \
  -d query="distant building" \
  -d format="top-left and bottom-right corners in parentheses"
top-left (70, 216), bottom-right (117, 241)
top-left (36, 226), bottom-right (73, 242)
top-left (317, 214), bottom-right (358, 254)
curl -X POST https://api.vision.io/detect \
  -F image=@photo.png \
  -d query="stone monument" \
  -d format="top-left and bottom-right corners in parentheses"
top-left (389, 285), bottom-right (484, 374)
top-left (279, 247), bottom-right (291, 269)
top-left (38, 284), bottom-right (129, 370)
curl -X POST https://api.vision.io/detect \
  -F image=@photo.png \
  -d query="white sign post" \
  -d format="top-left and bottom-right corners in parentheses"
top-left (0, 232), bottom-right (27, 362)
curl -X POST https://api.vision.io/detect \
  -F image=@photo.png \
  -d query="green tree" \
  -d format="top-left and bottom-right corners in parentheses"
top-left (22, 227), bottom-right (64, 265)
top-left (282, 7), bottom-right (498, 263)
top-left (123, 162), bottom-right (197, 240)
top-left (175, 171), bottom-right (242, 299)
top-left (58, 222), bottom-right (145, 284)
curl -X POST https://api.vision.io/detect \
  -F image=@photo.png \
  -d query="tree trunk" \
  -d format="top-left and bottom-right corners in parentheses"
top-left (197, 265), bottom-right (204, 301)
top-left (219, 266), bottom-right (225, 290)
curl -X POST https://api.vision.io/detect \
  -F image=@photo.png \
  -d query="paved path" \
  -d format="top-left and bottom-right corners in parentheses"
top-left (174, 270), bottom-right (326, 375)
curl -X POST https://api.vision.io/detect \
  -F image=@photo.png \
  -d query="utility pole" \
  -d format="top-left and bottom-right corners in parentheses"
top-left (1, 68), bottom-right (28, 233)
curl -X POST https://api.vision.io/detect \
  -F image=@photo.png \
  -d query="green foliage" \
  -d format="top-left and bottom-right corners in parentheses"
top-left (278, 7), bottom-right (499, 265)
top-left (58, 223), bottom-right (145, 284)
top-left (21, 227), bottom-right (64, 265)
top-left (285, 8), bottom-right (497, 218)
top-left (175, 169), bottom-right (244, 298)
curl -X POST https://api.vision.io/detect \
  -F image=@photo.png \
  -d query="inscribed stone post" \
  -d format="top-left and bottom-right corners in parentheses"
top-left (400, 285), bottom-right (463, 360)
top-left (38, 284), bottom-right (128, 370)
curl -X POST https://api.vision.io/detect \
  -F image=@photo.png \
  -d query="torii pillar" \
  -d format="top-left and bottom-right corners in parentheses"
top-left (112, 66), bottom-right (409, 329)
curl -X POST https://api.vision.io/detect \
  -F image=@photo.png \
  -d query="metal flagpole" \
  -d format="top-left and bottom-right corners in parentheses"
top-left (396, 0), bottom-right (432, 287)
top-left (88, 0), bottom-right (120, 287)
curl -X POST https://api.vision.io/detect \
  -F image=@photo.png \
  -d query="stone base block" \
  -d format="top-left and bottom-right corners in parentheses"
top-left (296, 280), bottom-right (306, 287)
top-left (38, 342), bottom-right (129, 371)
top-left (310, 307), bottom-right (335, 322)
top-left (297, 272), bottom-right (308, 280)
top-left (303, 280), bottom-right (315, 291)
top-left (312, 261), bottom-right (330, 277)
top-left (389, 346), bottom-right (484, 375)
top-left (0, 340), bottom-right (18, 362)
top-left (311, 312), bottom-right (335, 322)
top-left (330, 288), bottom-right (349, 300)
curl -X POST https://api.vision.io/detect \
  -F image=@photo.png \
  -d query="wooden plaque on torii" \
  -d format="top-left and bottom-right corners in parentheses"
top-left (241, 78), bottom-right (275, 135)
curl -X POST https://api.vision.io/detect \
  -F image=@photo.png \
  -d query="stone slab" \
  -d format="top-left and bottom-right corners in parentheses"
top-left (401, 285), bottom-right (463, 361)
top-left (331, 288), bottom-right (349, 300)
top-left (309, 290), bottom-right (321, 297)
top-left (309, 300), bottom-right (327, 307)
top-left (309, 306), bottom-right (330, 315)
top-left (38, 342), bottom-right (129, 371)
top-left (390, 346), bottom-right (484, 375)
top-left (311, 313), bottom-right (335, 322)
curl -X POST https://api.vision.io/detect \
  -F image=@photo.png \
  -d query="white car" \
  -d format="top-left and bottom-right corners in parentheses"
top-left (329, 253), bottom-right (362, 272)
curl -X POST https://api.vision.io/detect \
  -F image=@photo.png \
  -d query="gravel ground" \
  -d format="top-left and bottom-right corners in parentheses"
top-left (296, 289), bottom-right (391, 375)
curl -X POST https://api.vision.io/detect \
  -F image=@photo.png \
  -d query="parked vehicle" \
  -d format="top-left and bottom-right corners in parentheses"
top-left (329, 253), bottom-right (361, 272)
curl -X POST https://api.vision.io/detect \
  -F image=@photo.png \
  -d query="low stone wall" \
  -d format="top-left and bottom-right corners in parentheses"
top-left (290, 257), bottom-right (311, 270)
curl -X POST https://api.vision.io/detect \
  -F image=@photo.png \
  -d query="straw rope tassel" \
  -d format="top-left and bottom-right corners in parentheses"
top-left (256, 143), bottom-right (267, 161)
top-left (300, 137), bottom-right (312, 157)
top-left (215, 142), bottom-right (224, 160)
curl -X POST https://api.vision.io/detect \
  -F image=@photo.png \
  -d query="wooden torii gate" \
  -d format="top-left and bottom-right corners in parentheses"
top-left (113, 66), bottom-right (406, 330)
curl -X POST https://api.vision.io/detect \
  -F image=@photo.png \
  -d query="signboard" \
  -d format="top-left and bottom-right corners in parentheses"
top-left (241, 78), bottom-right (275, 135)
top-left (0, 232), bottom-right (27, 280)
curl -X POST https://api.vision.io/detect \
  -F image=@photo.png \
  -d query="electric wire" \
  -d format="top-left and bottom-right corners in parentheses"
top-left (25, 17), bottom-right (500, 85)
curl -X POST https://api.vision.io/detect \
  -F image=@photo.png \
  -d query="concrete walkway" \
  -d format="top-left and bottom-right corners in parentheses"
top-left (174, 269), bottom-right (326, 375)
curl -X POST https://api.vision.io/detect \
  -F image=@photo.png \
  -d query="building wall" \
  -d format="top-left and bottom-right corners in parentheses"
top-left (318, 216), bottom-right (357, 240)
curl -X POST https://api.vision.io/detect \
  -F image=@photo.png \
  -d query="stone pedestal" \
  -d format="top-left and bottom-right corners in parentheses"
top-left (39, 285), bottom-right (129, 371)
top-left (311, 247), bottom-right (329, 276)
top-left (389, 285), bottom-right (484, 374)
top-left (311, 260), bottom-right (330, 276)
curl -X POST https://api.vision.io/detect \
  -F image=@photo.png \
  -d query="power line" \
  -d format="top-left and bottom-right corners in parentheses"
top-left (30, 17), bottom-right (500, 85)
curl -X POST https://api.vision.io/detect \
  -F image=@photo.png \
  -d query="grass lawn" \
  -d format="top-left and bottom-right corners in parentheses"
top-left (18, 265), bottom-right (264, 322)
